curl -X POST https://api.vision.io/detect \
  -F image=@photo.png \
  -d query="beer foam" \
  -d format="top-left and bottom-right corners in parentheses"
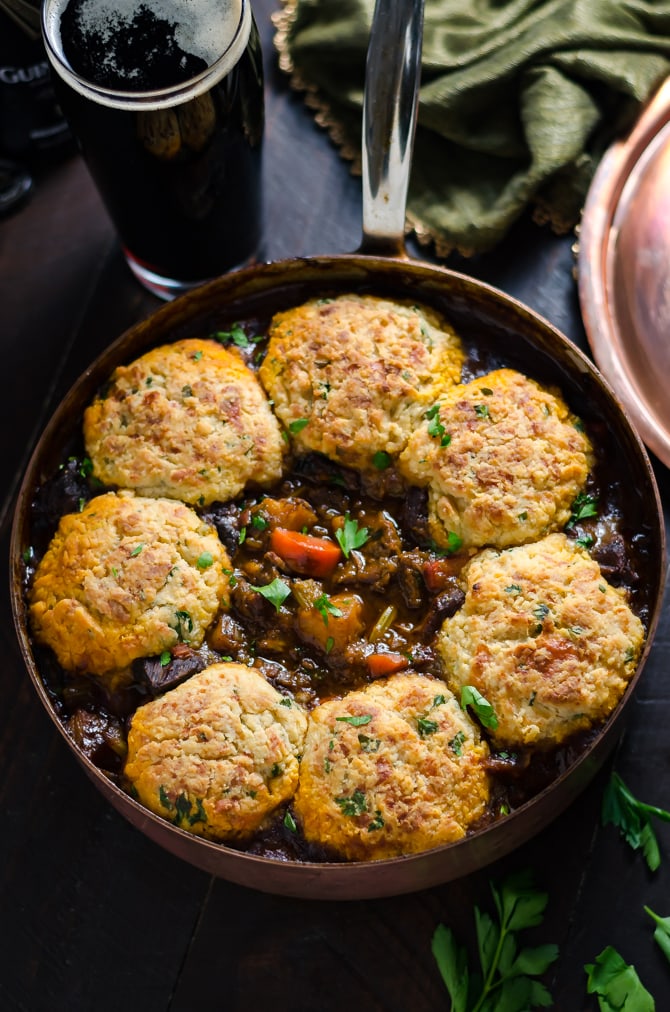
top-left (73, 0), bottom-right (242, 69)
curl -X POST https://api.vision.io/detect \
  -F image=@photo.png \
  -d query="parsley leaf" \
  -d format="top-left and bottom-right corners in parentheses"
top-left (335, 789), bottom-right (368, 817)
top-left (372, 450), bottom-right (392, 470)
top-left (173, 610), bottom-right (193, 641)
top-left (425, 404), bottom-right (451, 446)
top-left (211, 323), bottom-right (257, 349)
top-left (432, 870), bottom-right (557, 1012)
top-left (461, 685), bottom-right (499, 730)
top-left (336, 714), bottom-right (372, 727)
top-left (283, 810), bottom-right (297, 832)
top-left (314, 593), bottom-right (343, 625)
top-left (585, 946), bottom-right (655, 1011)
top-left (602, 772), bottom-right (670, 871)
top-left (254, 578), bottom-right (291, 613)
top-left (335, 514), bottom-right (369, 558)
top-left (567, 492), bottom-right (598, 527)
top-left (432, 925), bottom-right (470, 1012)
top-left (645, 906), bottom-right (670, 965)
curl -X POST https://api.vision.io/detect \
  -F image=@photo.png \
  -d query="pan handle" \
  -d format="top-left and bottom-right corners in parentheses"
top-left (360, 0), bottom-right (425, 257)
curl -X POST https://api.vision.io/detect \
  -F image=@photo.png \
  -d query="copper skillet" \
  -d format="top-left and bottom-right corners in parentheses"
top-left (9, 0), bottom-right (666, 899)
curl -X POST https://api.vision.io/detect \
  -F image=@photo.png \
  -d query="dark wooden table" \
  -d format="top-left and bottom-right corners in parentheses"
top-left (3, 3), bottom-right (670, 1009)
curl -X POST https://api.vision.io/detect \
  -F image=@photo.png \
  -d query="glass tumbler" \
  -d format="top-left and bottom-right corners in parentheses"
top-left (42, 0), bottom-right (264, 300)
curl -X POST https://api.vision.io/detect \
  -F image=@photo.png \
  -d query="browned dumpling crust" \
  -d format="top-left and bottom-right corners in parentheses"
top-left (29, 491), bottom-right (230, 676)
top-left (398, 368), bottom-right (593, 550)
top-left (124, 663), bottom-right (308, 841)
top-left (83, 338), bottom-right (285, 505)
top-left (438, 533), bottom-right (645, 748)
top-left (293, 674), bottom-right (490, 861)
top-left (258, 294), bottom-right (465, 472)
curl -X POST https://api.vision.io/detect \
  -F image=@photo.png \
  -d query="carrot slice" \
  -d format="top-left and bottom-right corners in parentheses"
top-left (423, 558), bottom-right (458, 593)
top-left (366, 652), bottom-right (410, 678)
top-left (270, 527), bottom-right (342, 577)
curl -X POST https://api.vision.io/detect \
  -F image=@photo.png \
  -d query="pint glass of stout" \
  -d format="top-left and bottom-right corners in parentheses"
top-left (42, 0), bottom-right (264, 299)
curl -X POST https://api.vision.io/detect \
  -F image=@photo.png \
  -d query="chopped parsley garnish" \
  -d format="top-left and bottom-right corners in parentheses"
top-left (567, 491), bottom-right (598, 527)
top-left (314, 593), bottom-right (343, 625)
top-left (336, 714), bottom-right (372, 727)
top-left (289, 418), bottom-right (310, 434)
top-left (159, 650), bottom-right (171, 666)
top-left (174, 610), bottom-right (193, 641)
top-left (211, 322), bottom-right (259, 349)
top-left (283, 810), bottom-right (297, 832)
top-left (461, 685), bottom-right (499, 730)
top-left (531, 603), bottom-right (549, 635)
top-left (251, 514), bottom-right (269, 530)
top-left (335, 789), bottom-right (368, 817)
top-left (417, 717), bottom-right (439, 737)
top-left (372, 450), bottom-right (392, 469)
top-left (425, 404), bottom-right (451, 446)
top-left (474, 403), bottom-right (491, 420)
top-left (159, 789), bottom-right (206, 827)
top-left (254, 578), bottom-right (291, 612)
top-left (444, 531), bottom-right (463, 554)
top-left (130, 543), bottom-right (144, 557)
top-left (449, 731), bottom-right (465, 756)
top-left (196, 551), bottom-right (214, 569)
top-left (358, 734), bottom-right (381, 752)
top-left (335, 514), bottom-right (370, 558)
top-left (367, 811), bottom-right (385, 832)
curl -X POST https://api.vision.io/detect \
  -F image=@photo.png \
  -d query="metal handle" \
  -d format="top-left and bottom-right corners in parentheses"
top-left (360, 0), bottom-right (425, 256)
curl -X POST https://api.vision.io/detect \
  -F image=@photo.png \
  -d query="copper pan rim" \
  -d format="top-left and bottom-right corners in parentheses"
top-left (578, 75), bottom-right (670, 469)
top-left (10, 251), bottom-right (667, 900)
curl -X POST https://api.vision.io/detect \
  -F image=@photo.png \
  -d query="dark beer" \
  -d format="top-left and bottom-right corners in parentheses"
top-left (42, 0), bottom-right (264, 298)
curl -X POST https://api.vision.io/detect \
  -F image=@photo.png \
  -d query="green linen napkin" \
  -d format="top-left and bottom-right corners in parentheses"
top-left (275, 0), bottom-right (670, 255)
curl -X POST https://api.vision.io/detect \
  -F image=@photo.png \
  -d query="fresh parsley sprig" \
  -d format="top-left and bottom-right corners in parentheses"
top-left (585, 946), bottom-right (654, 1011)
top-left (645, 906), bottom-right (670, 965)
top-left (211, 323), bottom-right (262, 349)
top-left (432, 870), bottom-right (558, 1012)
top-left (461, 685), bottom-right (499, 730)
top-left (335, 514), bottom-right (370, 558)
top-left (314, 592), bottom-right (344, 625)
top-left (254, 577), bottom-right (291, 612)
top-left (567, 491), bottom-right (598, 528)
top-left (601, 772), bottom-right (670, 871)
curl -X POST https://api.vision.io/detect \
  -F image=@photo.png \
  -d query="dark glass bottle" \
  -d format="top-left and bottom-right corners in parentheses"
top-left (0, 8), bottom-right (70, 160)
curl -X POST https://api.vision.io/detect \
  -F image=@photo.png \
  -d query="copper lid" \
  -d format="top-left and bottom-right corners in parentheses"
top-left (578, 76), bottom-right (670, 468)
